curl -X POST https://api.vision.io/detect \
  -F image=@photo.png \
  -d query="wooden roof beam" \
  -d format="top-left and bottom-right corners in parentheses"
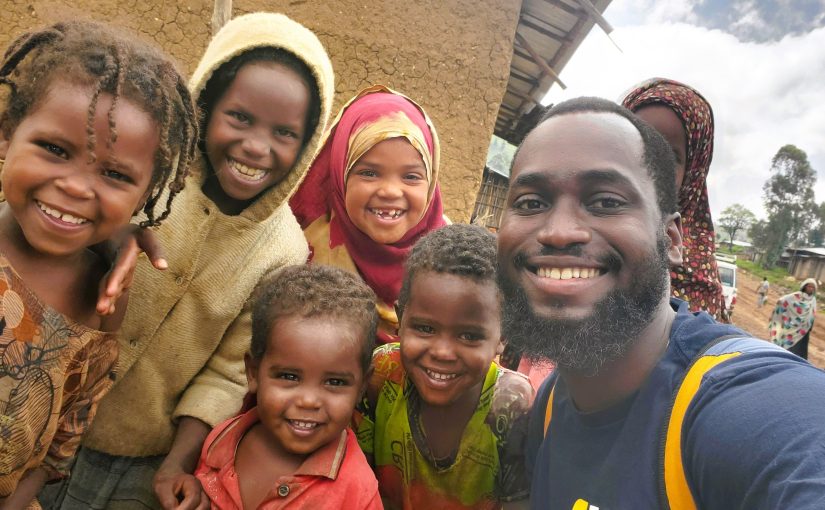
top-left (510, 69), bottom-right (539, 86)
top-left (522, 11), bottom-right (570, 36)
top-left (572, 0), bottom-right (614, 34)
top-left (499, 103), bottom-right (519, 113)
top-left (212, 0), bottom-right (232, 34)
top-left (515, 32), bottom-right (567, 89)
top-left (506, 89), bottom-right (541, 105)
top-left (539, 0), bottom-right (582, 16)
top-left (519, 17), bottom-right (573, 43)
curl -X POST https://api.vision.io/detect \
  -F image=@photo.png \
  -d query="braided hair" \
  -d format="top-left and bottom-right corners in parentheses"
top-left (0, 19), bottom-right (199, 227)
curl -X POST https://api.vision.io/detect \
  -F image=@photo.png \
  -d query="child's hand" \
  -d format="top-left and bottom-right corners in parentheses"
top-left (153, 470), bottom-right (209, 510)
top-left (96, 227), bottom-right (167, 315)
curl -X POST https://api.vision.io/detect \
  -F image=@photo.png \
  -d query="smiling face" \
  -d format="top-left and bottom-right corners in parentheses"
top-left (246, 315), bottom-right (366, 457)
top-left (497, 111), bottom-right (681, 370)
top-left (634, 105), bottom-right (687, 191)
top-left (399, 271), bottom-right (502, 408)
top-left (204, 61), bottom-right (309, 210)
top-left (344, 137), bottom-right (429, 244)
top-left (0, 82), bottom-right (157, 258)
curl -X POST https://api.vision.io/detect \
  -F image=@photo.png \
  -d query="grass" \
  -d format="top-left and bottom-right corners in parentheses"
top-left (735, 259), bottom-right (793, 287)
top-left (716, 244), bottom-right (746, 254)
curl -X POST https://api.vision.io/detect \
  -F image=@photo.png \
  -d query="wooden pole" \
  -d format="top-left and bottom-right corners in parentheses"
top-left (514, 33), bottom-right (567, 90)
top-left (212, 0), bottom-right (232, 35)
top-left (571, 0), bottom-right (613, 34)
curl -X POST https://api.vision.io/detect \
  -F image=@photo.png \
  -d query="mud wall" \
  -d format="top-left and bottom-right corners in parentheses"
top-left (0, 0), bottom-right (521, 221)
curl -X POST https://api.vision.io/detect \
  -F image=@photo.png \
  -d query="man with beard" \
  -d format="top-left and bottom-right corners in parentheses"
top-left (497, 96), bottom-right (825, 509)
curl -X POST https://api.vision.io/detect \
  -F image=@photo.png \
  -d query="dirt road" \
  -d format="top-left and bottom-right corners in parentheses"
top-left (729, 270), bottom-right (825, 369)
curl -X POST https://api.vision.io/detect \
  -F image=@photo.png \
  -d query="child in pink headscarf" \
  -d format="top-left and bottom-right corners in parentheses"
top-left (290, 85), bottom-right (447, 344)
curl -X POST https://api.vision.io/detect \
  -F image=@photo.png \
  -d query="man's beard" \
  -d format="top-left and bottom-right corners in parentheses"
top-left (498, 233), bottom-right (671, 375)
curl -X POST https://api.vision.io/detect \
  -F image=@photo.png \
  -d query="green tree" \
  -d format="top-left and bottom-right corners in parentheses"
top-left (718, 204), bottom-right (756, 250)
top-left (808, 202), bottom-right (825, 247)
top-left (762, 144), bottom-right (817, 247)
top-left (750, 216), bottom-right (790, 268)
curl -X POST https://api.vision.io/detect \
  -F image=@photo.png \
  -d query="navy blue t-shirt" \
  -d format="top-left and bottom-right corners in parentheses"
top-left (526, 299), bottom-right (825, 509)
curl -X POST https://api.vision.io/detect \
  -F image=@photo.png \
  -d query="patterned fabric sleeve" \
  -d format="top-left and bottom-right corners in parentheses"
top-left (489, 367), bottom-right (535, 502)
top-left (353, 395), bottom-right (376, 460)
top-left (41, 333), bottom-right (118, 480)
top-left (353, 343), bottom-right (400, 460)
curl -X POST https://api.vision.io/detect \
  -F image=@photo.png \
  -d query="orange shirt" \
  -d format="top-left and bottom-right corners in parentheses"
top-left (195, 408), bottom-right (382, 509)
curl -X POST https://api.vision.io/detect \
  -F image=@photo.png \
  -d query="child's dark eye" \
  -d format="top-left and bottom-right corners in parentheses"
top-left (355, 169), bottom-right (378, 178)
top-left (459, 332), bottom-right (483, 342)
top-left (403, 172), bottom-right (425, 183)
top-left (227, 111), bottom-right (250, 123)
top-left (276, 372), bottom-right (299, 382)
top-left (275, 127), bottom-right (299, 139)
top-left (326, 378), bottom-right (349, 387)
top-left (38, 141), bottom-right (67, 158)
top-left (102, 168), bottom-right (134, 183)
top-left (413, 324), bottom-right (435, 335)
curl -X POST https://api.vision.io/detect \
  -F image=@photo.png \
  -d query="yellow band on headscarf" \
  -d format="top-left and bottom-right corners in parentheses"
top-left (344, 110), bottom-right (433, 185)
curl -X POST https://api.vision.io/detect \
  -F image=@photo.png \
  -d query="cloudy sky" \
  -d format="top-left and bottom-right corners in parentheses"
top-left (542, 0), bottom-right (825, 224)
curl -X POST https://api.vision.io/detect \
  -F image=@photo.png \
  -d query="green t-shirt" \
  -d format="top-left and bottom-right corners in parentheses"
top-left (354, 343), bottom-right (533, 509)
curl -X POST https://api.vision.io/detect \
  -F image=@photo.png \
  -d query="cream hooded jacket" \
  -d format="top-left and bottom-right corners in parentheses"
top-left (83, 13), bottom-right (334, 456)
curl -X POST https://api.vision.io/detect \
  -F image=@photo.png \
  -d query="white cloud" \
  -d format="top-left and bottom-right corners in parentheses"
top-left (607, 0), bottom-right (702, 26)
top-left (730, 0), bottom-right (769, 34)
top-left (542, 3), bottom-right (825, 227)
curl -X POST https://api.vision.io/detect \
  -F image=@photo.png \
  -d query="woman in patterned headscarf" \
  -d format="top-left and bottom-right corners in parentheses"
top-left (770, 278), bottom-right (817, 359)
top-left (622, 78), bottom-right (726, 320)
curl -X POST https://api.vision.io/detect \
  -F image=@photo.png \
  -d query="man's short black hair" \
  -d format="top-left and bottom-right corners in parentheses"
top-left (514, 96), bottom-right (677, 216)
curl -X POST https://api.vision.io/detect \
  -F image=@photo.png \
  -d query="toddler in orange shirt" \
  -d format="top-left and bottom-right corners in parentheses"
top-left (194, 265), bottom-right (382, 509)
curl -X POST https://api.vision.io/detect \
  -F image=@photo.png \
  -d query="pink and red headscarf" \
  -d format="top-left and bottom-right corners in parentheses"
top-left (622, 78), bottom-right (725, 319)
top-left (290, 85), bottom-right (446, 305)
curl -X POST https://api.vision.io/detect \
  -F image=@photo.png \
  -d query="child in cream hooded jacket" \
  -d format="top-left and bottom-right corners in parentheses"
top-left (43, 13), bottom-right (335, 509)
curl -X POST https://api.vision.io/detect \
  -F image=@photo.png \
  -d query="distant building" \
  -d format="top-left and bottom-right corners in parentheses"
top-left (472, 136), bottom-right (515, 230)
top-left (786, 247), bottom-right (825, 282)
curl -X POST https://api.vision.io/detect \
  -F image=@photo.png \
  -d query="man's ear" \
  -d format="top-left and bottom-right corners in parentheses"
top-left (244, 352), bottom-right (260, 394)
top-left (665, 212), bottom-right (683, 267)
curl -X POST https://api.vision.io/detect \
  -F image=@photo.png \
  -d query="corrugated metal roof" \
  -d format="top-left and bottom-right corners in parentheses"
top-left (495, 0), bottom-right (612, 144)
top-left (790, 247), bottom-right (825, 257)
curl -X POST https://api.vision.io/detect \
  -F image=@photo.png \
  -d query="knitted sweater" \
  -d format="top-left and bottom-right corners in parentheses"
top-left (82, 12), bottom-right (335, 456)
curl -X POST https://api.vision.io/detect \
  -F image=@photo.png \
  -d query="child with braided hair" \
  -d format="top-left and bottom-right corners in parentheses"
top-left (43, 13), bottom-right (335, 510)
top-left (0, 19), bottom-right (197, 509)
top-left (354, 224), bottom-right (534, 509)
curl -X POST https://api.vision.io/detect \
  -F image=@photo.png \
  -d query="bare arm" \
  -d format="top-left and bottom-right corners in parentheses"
top-left (96, 227), bottom-right (167, 316)
top-left (0, 467), bottom-right (49, 510)
top-left (153, 417), bottom-right (210, 510)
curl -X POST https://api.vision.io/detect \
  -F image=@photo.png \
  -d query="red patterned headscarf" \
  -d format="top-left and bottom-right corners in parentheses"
top-left (290, 85), bottom-right (446, 305)
top-left (622, 78), bottom-right (725, 319)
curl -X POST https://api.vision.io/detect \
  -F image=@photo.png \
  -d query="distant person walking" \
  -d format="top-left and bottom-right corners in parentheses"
top-left (770, 278), bottom-right (817, 359)
top-left (757, 278), bottom-right (770, 308)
